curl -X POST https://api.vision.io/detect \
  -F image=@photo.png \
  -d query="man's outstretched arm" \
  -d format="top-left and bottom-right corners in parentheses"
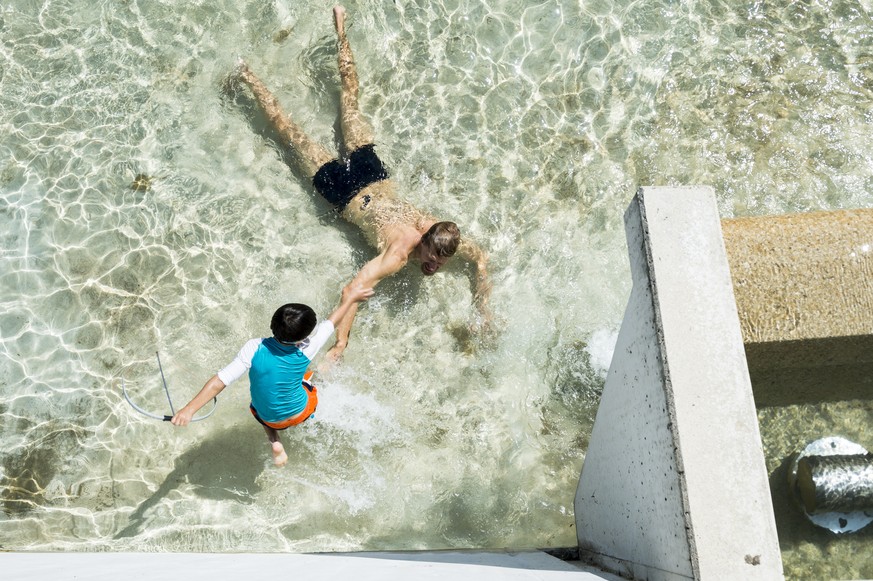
top-left (457, 238), bottom-right (492, 325)
top-left (326, 242), bottom-right (410, 362)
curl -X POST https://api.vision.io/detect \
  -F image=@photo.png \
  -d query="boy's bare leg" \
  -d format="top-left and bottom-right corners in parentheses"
top-left (263, 425), bottom-right (289, 467)
top-left (334, 6), bottom-right (375, 153)
top-left (236, 61), bottom-right (333, 178)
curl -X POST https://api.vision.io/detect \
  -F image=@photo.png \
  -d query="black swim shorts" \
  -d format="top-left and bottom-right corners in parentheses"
top-left (312, 144), bottom-right (389, 210)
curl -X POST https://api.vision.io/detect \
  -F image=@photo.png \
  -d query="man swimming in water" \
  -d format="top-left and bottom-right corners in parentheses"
top-left (235, 6), bottom-right (491, 363)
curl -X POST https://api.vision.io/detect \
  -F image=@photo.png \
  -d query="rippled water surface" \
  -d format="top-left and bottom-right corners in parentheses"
top-left (1, 0), bottom-right (872, 577)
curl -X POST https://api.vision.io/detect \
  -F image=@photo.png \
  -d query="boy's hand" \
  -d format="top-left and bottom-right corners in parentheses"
top-left (171, 408), bottom-right (195, 427)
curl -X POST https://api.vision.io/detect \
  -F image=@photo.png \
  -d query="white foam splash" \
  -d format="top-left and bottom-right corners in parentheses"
top-left (585, 328), bottom-right (619, 377)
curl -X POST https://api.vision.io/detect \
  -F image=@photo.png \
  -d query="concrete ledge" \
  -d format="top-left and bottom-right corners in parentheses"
top-left (0, 550), bottom-right (619, 581)
top-left (721, 210), bottom-right (873, 406)
top-left (721, 209), bottom-right (873, 344)
top-left (575, 187), bottom-right (782, 580)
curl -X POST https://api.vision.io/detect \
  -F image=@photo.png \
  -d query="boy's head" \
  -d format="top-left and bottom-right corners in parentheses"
top-left (271, 303), bottom-right (317, 344)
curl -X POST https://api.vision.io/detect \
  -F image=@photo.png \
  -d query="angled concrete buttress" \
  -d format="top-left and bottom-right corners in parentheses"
top-left (574, 187), bottom-right (783, 580)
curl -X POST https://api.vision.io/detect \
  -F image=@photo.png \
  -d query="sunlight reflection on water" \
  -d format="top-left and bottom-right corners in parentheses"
top-left (1, 0), bottom-right (872, 577)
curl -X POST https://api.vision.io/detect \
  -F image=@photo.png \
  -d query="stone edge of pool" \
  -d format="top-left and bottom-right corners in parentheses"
top-left (0, 549), bottom-right (621, 580)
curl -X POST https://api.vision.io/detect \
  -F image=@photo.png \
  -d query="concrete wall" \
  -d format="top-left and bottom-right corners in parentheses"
top-left (574, 187), bottom-right (782, 580)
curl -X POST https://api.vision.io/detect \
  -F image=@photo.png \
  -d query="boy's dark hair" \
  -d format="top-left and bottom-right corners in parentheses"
top-left (271, 303), bottom-right (317, 343)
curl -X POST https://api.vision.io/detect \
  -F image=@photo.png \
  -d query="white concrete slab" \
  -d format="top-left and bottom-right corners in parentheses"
top-left (0, 550), bottom-right (619, 581)
top-left (575, 187), bottom-right (783, 580)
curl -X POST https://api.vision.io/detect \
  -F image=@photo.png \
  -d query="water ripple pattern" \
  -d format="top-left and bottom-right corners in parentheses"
top-left (1, 0), bottom-right (871, 577)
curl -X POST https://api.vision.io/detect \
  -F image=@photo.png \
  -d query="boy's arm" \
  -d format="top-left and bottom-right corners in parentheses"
top-left (171, 340), bottom-right (257, 427)
top-left (171, 375), bottom-right (226, 427)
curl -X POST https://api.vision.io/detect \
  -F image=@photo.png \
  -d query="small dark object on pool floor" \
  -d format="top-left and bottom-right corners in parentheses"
top-left (273, 27), bottom-right (293, 43)
top-left (131, 174), bottom-right (152, 192)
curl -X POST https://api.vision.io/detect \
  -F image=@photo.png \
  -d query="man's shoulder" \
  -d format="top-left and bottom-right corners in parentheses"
top-left (384, 225), bottom-right (424, 254)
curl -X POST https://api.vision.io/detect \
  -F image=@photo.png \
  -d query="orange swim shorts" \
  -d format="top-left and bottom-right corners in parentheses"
top-left (249, 375), bottom-right (318, 430)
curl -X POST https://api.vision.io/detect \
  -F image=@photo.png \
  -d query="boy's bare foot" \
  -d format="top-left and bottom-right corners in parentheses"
top-left (333, 6), bottom-right (346, 35)
top-left (272, 441), bottom-right (288, 467)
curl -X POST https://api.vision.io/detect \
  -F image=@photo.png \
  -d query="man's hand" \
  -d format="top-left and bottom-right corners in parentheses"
top-left (343, 283), bottom-right (375, 304)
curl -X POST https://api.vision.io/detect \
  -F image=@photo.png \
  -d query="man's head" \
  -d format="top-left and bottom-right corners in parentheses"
top-left (271, 303), bottom-right (317, 344)
top-left (417, 221), bottom-right (460, 276)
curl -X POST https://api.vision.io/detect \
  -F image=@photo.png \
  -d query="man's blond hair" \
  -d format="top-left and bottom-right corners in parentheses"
top-left (422, 221), bottom-right (460, 257)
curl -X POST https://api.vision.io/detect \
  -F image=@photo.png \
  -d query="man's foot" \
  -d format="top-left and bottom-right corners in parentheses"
top-left (235, 58), bottom-right (253, 82)
top-left (333, 6), bottom-right (346, 35)
top-left (220, 59), bottom-right (249, 94)
top-left (271, 441), bottom-right (288, 467)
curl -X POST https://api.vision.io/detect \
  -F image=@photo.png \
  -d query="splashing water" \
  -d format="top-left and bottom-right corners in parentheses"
top-left (1, 0), bottom-right (872, 577)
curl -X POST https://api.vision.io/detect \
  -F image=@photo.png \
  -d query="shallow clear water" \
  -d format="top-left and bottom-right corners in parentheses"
top-left (0, 0), bottom-right (871, 575)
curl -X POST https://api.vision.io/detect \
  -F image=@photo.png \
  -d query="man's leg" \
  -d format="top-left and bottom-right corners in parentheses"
top-left (334, 6), bottom-right (375, 153)
top-left (237, 62), bottom-right (333, 178)
top-left (262, 425), bottom-right (289, 467)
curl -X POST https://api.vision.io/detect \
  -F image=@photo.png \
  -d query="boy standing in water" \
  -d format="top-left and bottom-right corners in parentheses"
top-left (171, 284), bottom-right (374, 466)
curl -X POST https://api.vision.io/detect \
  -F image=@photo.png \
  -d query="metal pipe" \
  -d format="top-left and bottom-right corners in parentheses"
top-left (796, 453), bottom-right (873, 514)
